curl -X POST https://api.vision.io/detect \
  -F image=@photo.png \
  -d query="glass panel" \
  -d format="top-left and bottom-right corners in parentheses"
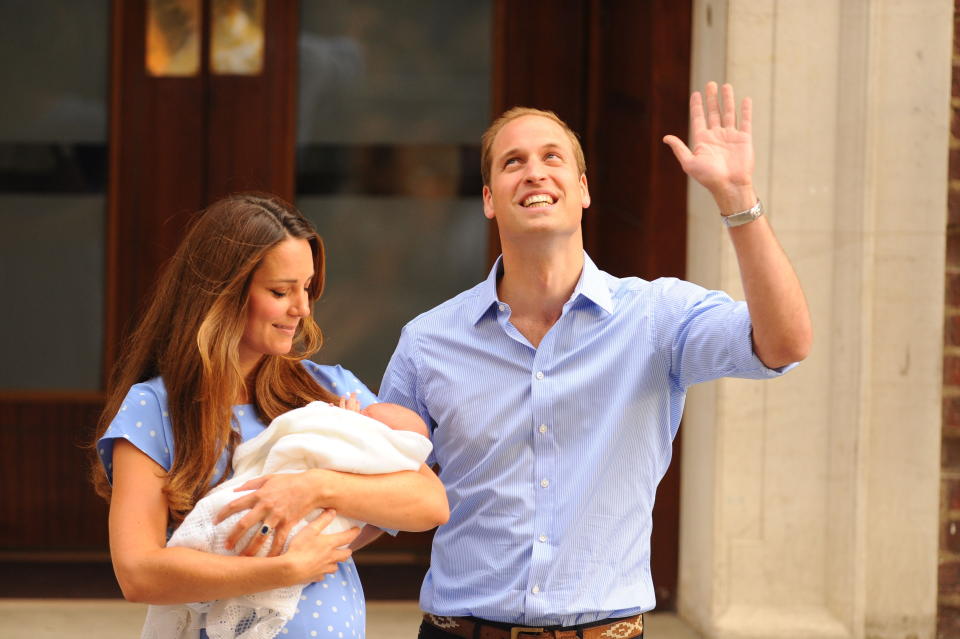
top-left (147, 0), bottom-right (201, 77)
top-left (211, 0), bottom-right (265, 75)
top-left (0, 1), bottom-right (108, 390)
top-left (297, 1), bottom-right (491, 389)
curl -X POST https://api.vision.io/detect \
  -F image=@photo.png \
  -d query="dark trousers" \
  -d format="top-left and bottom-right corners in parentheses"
top-left (417, 619), bottom-right (643, 639)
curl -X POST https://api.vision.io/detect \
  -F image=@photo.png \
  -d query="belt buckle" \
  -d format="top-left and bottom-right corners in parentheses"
top-left (510, 627), bottom-right (545, 639)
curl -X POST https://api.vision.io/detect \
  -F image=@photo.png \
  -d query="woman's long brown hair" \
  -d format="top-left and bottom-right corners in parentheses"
top-left (90, 193), bottom-right (339, 523)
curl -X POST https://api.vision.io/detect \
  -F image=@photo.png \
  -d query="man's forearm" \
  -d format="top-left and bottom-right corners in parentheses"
top-left (726, 209), bottom-right (812, 368)
top-left (310, 464), bottom-right (449, 532)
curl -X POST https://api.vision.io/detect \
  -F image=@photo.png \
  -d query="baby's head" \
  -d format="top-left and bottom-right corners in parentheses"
top-left (361, 402), bottom-right (429, 438)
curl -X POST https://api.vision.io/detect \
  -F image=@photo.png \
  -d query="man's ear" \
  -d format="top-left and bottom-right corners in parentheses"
top-left (580, 174), bottom-right (591, 210)
top-left (482, 185), bottom-right (496, 220)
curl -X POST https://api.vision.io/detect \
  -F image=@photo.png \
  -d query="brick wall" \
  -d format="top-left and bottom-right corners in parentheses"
top-left (941, 5), bottom-right (960, 637)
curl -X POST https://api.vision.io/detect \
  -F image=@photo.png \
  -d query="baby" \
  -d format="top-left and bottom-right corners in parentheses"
top-left (141, 399), bottom-right (432, 639)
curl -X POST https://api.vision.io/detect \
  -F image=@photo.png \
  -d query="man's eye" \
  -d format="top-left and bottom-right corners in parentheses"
top-left (545, 152), bottom-right (561, 161)
top-left (504, 158), bottom-right (519, 167)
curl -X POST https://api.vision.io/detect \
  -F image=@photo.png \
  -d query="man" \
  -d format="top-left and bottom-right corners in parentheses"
top-left (380, 82), bottom-right (811, 639)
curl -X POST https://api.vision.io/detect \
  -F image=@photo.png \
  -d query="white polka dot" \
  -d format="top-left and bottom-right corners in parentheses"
top-left (121, 405), bottom-right (127, 411)
top-left (135, 421), bottom-right (142, 428)
top-left (140, 400), bottom-right (147, 406)
top-left (338, 633), bottom-right (343, 638)
top-left (139, 392), bottom-right (146, 396)
top-left (164, 447), bottom-right (169, 454)
top-left (331, 606), bottom-right (337, 613)
top-left (322, 583), bottom-right (328, 589)
top-left (315, 600), bottom-right (323, 606)
top-left (162, 411), bottom-right (168, 417)
top-left (327, 626), bottom-right (334, 632)
top-left (341, 595), bottom-right (346, 601)
top-left (327, 574), bottom-right (334, 580)
top-left (345, 622), bottom-right (350, 628)
top-left (238, 410), bottom-right (245, 416)
top-left (311, 632), bottom-right (317, 637)
top-left (340, 581), bottom-right (347, 586)
top-left (313, 612), bottom-right (319, 618)
top-left (123, 434), bottom-right (130, 439)
top-left (99, 448), bottom-right (104, 455)
top-left (332, 382), bottom-right (337, 388)
top-left (149, 430), bottom-right (156, 437)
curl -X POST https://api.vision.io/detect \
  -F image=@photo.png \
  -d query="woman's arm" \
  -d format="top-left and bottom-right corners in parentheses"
top-left (109, 439), bottom-right (360, 604)
top-left (220, 464), bottom-right (448, 556)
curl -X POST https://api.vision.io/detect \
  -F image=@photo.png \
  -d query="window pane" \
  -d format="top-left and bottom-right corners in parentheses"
top-left (0, 1), bottom-right (108, 390)
top-left (297, 1), bottom-right (491, 389)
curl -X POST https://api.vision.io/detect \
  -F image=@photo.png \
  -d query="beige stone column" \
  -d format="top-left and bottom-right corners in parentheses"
top-left (678, 1), bottom-right (952, 638)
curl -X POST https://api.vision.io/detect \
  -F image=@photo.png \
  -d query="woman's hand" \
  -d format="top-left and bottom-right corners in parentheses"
top-left (282, 509), bottom-right (361, 583)
top-left (216, 469), bottom-right (336, 556)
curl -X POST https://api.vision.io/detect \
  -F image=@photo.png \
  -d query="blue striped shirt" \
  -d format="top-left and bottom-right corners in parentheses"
top-left (379, 252), bottom-right (793, 626)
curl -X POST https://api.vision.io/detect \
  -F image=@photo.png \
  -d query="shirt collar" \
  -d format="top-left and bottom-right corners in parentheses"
top-left (470, 252), bottom-right (613, 325)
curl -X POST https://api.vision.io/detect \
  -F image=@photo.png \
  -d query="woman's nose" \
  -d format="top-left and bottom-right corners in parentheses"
top-left (290, 291), bottom-right (310, 317)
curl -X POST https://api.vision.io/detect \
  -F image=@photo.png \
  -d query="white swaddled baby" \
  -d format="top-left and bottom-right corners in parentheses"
top-left (141, 401), bottom-right (433, 639)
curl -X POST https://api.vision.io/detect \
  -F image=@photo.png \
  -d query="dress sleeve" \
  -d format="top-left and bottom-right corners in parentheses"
top-left (97, 383), bottom-right (174, 484)
top-left (655, 278), bottom-right (798, 390)
top-left (302, 360), bottom-right (379, 408)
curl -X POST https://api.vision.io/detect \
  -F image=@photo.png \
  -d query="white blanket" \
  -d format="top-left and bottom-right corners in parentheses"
top-left (141, 402), bottom-right (432, 639)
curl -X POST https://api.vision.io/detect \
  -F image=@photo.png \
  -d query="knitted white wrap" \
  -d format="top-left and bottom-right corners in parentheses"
top-left (140, 402), bottom-right (432, 639)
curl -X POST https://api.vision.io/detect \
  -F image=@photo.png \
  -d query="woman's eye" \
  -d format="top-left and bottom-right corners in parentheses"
top-left (270, 289), bottom-right (286, 298)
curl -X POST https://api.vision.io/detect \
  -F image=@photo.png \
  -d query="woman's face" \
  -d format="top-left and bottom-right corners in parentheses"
top-left (238, 237), bottom-right (314, 376)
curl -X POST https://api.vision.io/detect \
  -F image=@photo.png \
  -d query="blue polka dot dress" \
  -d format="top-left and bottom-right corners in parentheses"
top-left (98, 361), bottom-right (379, 639)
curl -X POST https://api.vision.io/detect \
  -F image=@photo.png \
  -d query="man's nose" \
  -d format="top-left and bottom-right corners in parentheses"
top-left (523, 159), bottom-right (547, 181)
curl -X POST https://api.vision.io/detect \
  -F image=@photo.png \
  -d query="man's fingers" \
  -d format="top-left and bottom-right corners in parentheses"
top-left (663, 135), bottom-right (693, 168)
top-left (704, 81), bottom-right (721, 128)
top-left (268, 524), bottom-right (292, 557)
top-left (689, 91), bottom-right (706, 138)
top-left (721, 83), bottom-right (736, 128)
top-left (740, 96), bottom-right (752, 135)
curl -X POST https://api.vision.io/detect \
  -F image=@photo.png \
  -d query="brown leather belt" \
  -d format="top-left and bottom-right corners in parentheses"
top-left (422, 613), bottom-right (644, 639)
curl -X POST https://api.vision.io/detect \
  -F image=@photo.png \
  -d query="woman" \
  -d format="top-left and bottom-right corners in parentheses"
top-left (90, 193), bottom-right (448, 638)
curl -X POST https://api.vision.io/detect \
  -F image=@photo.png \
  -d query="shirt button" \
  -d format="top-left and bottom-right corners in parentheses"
top-left (538, 534), bottom-right (548, 543)
top-left (498, 304), bottom-right (506, 312)
top-left (538, 424), bottom-right (547, 434)
top-left (532, 585), bottom-right (540, 594)
top-left (535, 371), bottom-right (544, 380)
top-left (540, 479), bottom-right (549, 488)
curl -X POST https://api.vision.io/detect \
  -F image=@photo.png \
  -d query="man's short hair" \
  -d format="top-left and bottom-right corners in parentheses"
top-left (480, 107), bottom-right (587, 186)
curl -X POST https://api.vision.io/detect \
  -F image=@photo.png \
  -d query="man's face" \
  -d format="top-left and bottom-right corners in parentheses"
top-left (482, 115), bottom-right (590, 241)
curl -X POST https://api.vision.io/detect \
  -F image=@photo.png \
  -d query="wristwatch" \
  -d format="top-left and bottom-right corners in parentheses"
top-left (721, 199), bottom-right (763, 228)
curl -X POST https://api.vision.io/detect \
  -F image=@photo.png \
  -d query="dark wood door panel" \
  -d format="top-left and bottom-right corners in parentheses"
top-left (0, 395), bottom-right (107, 549)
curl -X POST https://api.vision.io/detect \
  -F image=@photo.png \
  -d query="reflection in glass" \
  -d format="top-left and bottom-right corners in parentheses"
top-left (0, 1), bottom-right (108, 390)
top-left (211, 0), bottom-right (264, 75)
top-left (146, 0), bottom-right (200, 77)
top-left (297, 1), bottom-right (491, 388)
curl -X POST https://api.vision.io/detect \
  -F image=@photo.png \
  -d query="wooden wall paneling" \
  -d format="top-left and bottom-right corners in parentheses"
top-left (582, 0), bottom-right (691, 281)
top-left (0, 395), bottom-right (107, 549)
top-left (206, 0), bottom-right (299, 203)
top-left (107, 0), bottom-right (208, 371)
